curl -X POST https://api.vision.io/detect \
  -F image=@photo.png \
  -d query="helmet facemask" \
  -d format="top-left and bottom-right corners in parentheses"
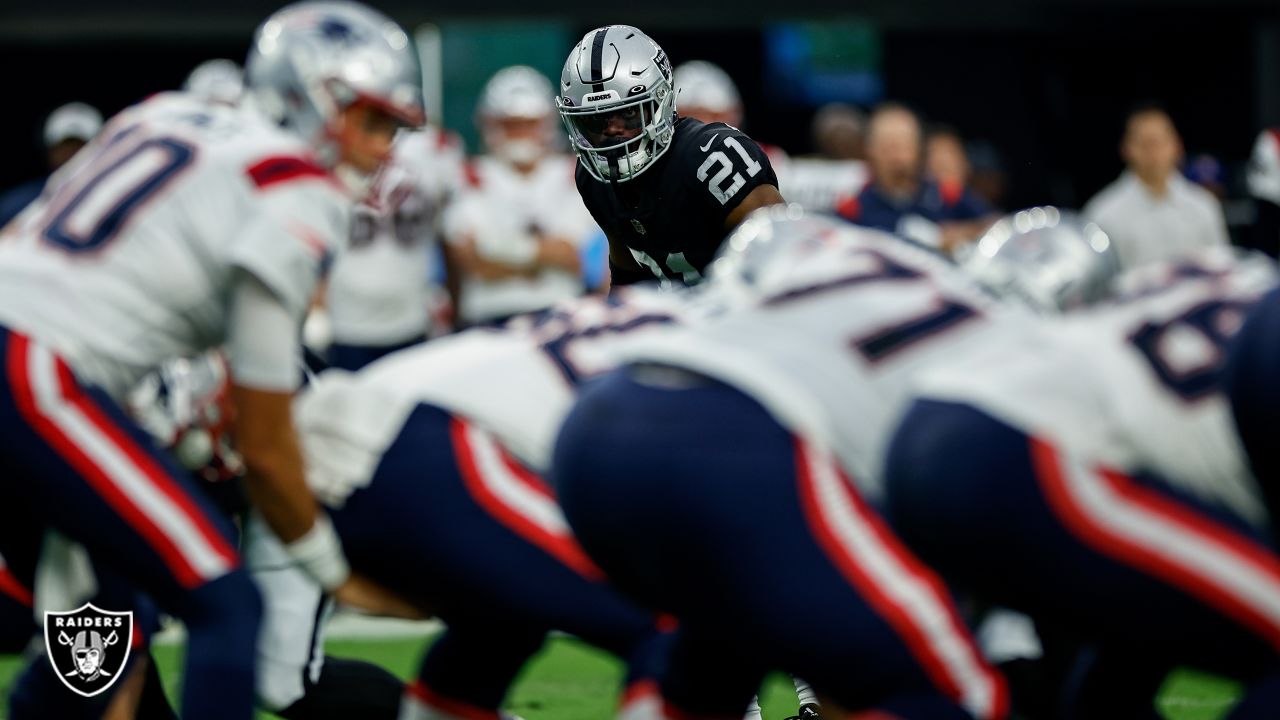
top-left (558, 78), bottom-right (675, 183)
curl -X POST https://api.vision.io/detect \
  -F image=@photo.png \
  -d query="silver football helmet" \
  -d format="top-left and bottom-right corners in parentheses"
top-left (478, 66), bottom-right (557, 165)
top-left (958, 206), bottom-right (1120, 313)
top-left (556, 25), bottom-right (676, 183)
top-left (673, 60), bottom-right (741, 126)
top-left (244, 1), bottom-right (425, 168)
top-left (707, 204), bottom-right (872, 303)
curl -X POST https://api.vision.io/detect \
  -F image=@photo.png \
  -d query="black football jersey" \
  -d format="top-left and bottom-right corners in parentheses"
top-left (575, 116), bottom-right (778, 286)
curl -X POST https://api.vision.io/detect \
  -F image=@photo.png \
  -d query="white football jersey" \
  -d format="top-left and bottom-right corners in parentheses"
top-left (0, 93), bottom-right (349, 400)
top-left (294, 287), bottom-right (687, 506)
top-left (616, 227), bottom-right (1024, 502)
top-left (917, 248), bottom-right (1278, 528)
top-left (444, 155), bottom-right (602, 323)
top-left (325, 128), bottom-right (464, 345)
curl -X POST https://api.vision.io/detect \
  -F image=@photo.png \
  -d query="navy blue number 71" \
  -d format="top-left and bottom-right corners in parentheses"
top-left (762, 248), bottom-right (980, 363)
top-left (43, 133), bottom-right (195, 254)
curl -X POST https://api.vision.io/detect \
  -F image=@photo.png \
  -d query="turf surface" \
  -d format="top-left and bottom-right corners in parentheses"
top-left (0, 632), bottom-right (1244, 718)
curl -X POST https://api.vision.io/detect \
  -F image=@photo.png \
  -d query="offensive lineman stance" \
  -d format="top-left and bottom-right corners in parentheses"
top-left (0, 2), bottom-right (424, 717)
top-left (286, 289), bottom-right (689, 719)
top-left (552, 208), bottom-right (1010, 718)
top-left (887, 249), bottom-right (1280, 717)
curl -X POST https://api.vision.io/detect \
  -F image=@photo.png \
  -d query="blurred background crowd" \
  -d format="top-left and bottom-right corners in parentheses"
top-left (2, 0), bottom-right (1278, 364)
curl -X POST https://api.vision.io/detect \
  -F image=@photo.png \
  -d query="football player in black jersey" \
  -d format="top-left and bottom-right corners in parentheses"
top-left (556, 25), bottom-right (785, 287)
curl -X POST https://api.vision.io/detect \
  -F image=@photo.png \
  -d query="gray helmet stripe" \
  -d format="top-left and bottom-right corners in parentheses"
top-left (590, 27), bottom-right (608, 92)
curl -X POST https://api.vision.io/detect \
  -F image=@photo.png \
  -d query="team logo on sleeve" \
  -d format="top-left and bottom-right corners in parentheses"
top-left (44, 604), bottom-right (133, 697)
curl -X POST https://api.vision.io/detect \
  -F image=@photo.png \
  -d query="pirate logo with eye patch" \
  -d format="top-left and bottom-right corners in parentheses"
top-left (44, 603), bottom-right (133, 697)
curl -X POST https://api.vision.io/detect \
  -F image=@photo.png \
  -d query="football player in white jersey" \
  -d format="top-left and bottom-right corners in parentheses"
top-left (0, 3), bottom-right (424, 718)
top-left (886, 245), bottom-right (1280, 716)
top-left (551, 207), bottom-right (1010, 719)
top-left (282, 288), bottom-right (687, 719)
top-left (318, 126), bottom-right (465, 370)
top-left (444, 65), bottom-right (607, 326)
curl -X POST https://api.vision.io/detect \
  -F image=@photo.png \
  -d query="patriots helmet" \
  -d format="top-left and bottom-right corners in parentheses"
top-left (556, 25), bottom-right (676, 183)
top-left (245, 1), bottom-right (425, 173)
top-left (958, 206), bottom-right (1120, 313)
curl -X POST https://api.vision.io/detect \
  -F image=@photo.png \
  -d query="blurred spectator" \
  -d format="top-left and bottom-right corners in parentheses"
top-left (444, 66), bottom-right (606, 326)
top-left (0, 102), bottom-right (103, 227)
top-left (1185, 153), bottom-right (1227, 200)
top-left (184, 59), bottom-right (244, 106)
top-left (812, 102), bottom-right (867, 161)
top-left (967, 139), bottom-right (1008, 209)
top-left (779, 103), bottom-right (869, 212)
top-left (925, 125), bottom-right (972, 200)
top-left (837, 102), bottom-right (995, 251)
top-left (1083, 104), bottom-right (1228, 269)
top-left (1247, 129), bottom-right (1280, 258)
top-left (317, 127), bottom-right (466, 371)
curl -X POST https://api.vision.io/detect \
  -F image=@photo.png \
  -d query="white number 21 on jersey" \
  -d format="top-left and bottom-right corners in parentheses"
top-left (697, 137), bottom-right (762, 205)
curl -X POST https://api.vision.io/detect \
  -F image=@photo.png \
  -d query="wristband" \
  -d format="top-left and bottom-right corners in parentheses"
top-left (283, 513), bottom-right (350, 591)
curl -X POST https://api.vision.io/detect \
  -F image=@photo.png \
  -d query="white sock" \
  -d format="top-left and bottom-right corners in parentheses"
top-left (793, 677), bottom-right (819, 707)
top-left (742, 695), bottom-right (763, 720)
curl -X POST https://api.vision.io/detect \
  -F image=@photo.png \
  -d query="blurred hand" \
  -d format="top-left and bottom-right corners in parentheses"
top-left (333, 573), bottom-right (427, 620)
top-left (536, 236), bottom-right (581, 273)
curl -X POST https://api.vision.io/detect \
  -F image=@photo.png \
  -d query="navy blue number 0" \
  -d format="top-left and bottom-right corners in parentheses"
top-left (43, 137), bottom-right (195, 254)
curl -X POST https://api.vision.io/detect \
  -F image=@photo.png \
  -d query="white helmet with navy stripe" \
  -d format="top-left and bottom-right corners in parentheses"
top-left (556, 25), bottom-right (676, 183)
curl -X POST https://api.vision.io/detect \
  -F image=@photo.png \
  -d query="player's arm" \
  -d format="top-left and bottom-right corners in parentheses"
top-left (227, 271), bottom-right (422, 617)
top-left (225, 271), bottom-right (328, 545)
top-left (694, 127), bottom-right (785, 232)
top-left (723, 183), bottom-right (785, 232)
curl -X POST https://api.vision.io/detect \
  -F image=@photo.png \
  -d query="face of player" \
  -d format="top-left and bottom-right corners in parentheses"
top-left (1123, 111), bottom-right (1182, 185)
top-left (575, 105), bottom-right (645, 148)
top-left (488, 115), bottom-right (551, 168)
top-left (48, 139), bottom-right (87, 172)
top-left (334, 102), bottom-right (401, 175)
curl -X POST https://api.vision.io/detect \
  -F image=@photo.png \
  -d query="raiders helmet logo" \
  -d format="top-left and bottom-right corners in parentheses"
top-left (44, 603), bottom-right (133, 697)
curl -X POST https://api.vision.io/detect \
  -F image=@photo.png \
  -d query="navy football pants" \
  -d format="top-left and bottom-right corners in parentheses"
top-left (328, 402), bottom-right (664, 719)
top-left (552, 369), bottom-right (1008, 719)
top-left (885, 399), bottom-right (1280, 719)
top-left (0, 328), bottom-right (260, 719)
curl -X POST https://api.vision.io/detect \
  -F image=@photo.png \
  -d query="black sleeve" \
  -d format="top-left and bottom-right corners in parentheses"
top-left (608, 259), bottom-right (653, 288)
top-left (681, 123), bottom-right (779, 224)
top-left (574, 163), bottom-right (612, 234)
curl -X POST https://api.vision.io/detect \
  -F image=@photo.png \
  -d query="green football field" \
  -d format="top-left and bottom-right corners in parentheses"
top-left (0, 632), bottom-right (1245, 719)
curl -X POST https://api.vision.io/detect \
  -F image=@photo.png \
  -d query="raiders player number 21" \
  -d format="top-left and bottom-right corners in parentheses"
top-left (558, 25), bottom-right (784, 287)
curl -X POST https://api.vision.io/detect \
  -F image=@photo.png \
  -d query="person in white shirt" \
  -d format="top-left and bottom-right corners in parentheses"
top-left (444, 66), bottom-right (607, 326)
top-left (1083, 105), bottom-right (1229, 269)
top-left (319, 127), bottom-right (465, 370)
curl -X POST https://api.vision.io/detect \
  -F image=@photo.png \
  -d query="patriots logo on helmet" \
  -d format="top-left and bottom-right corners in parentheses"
top-left (318, 17), bottom-right (363, 45)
